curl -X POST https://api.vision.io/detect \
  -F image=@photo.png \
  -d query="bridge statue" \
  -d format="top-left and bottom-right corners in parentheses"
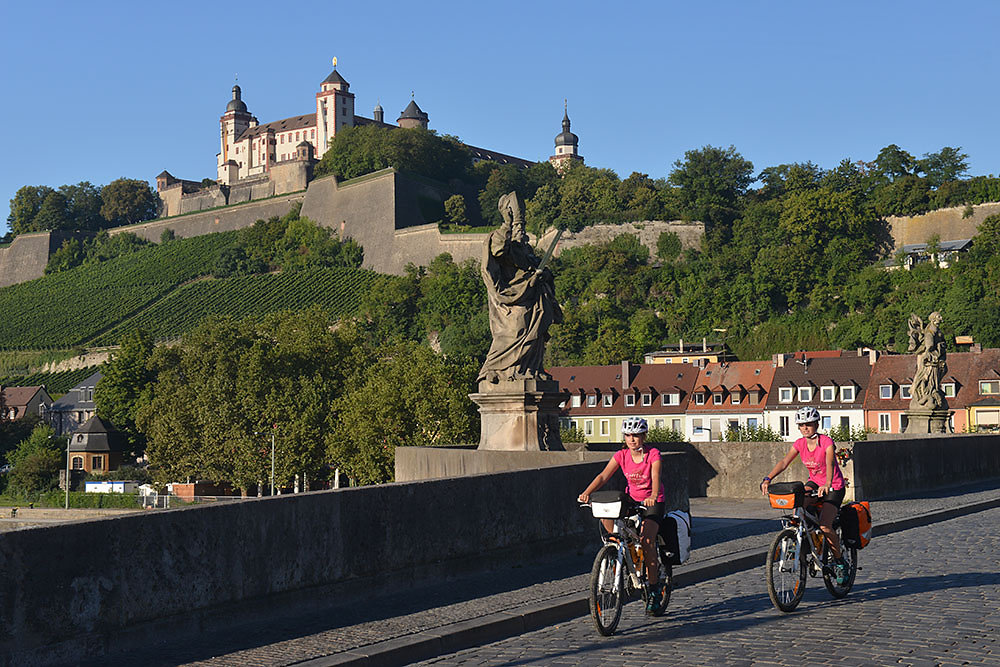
top-left (904, 311), bottom-right (951, 433)
top-left (470, 192), bottom-right (564, 451)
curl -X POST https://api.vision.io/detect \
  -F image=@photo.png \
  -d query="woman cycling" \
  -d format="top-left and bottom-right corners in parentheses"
top-left (578, 416), bottom-right (666, 613)
top-left (761, 406), bottom-right (849, 584)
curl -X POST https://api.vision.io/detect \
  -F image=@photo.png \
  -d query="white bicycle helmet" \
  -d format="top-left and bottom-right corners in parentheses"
top-left (621, 417), bottom-right (648, 435)
top-left (794, 406), bottom-right (820, 425)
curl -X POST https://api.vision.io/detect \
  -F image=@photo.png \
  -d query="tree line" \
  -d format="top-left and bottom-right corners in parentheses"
top-left (6, 178), bottom-right (160, 240)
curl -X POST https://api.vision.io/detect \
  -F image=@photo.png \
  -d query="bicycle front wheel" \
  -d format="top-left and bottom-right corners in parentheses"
top-left (823, 526), bottom-right (858, 598)
top-left (766, 528), bottom-right (806, 612)
top-left (589, 543), bottom-right (624, 635)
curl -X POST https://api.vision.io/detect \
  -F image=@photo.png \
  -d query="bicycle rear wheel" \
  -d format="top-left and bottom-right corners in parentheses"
top-left (823, 526), bottom-right (858, 598)
top-left (589, 544), bottom-right (624, 635)
top-left (766, 528), bottom-right (806, 612)
top-left (651, 537), bottom-right (673, 616)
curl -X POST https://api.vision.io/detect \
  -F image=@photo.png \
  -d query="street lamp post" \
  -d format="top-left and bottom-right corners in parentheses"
top-left (64, 436), bottom-right (70, 510)
top-left (270, 432), bottom-right (275, 496)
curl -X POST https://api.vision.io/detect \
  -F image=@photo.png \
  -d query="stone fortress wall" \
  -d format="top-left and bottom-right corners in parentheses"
top-left (3, 175), bottom-right (995, 289)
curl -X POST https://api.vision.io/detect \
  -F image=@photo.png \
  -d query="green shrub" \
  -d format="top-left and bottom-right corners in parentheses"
top-left (827, 425), bottom-right (873, 442)
top-left (560, 425), bottom-right (587, 443)
top-left (724, 425), bottom-right (782, 442)
top-left (647, 427), bottom-right (685, 442)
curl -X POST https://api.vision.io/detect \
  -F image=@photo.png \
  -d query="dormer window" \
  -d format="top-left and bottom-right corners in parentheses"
top-left (943, 382), bottom-right (956, 398)
top-left (625, 394), bottom-right (636, 407)
top-left (641, 393), bottom-right (652, 407)
top-left (602, 394), bottom-right (613, 407)
top-left (880, 384), bottom-right (893, 399)
top-left (821, 386), bottom-right (836, 402)
top-left (798, 386), bottom-right (813, 402)
top-left (731, 390), bottom-right (741, 405)
top-left (587, 394), bottom-right (597, 407)
top-left (841, 385), bottom-right (856, 402)
top-left (571, 395), bottom-right (582, 408)
top-left (900, 385), bottom-right (912, 400)
top-left (713, 391), bottom-right (724, 405)
top-left (661, 392), bottom-right (680, 406)
top-left (779, 387), bottom-right (793, 403)
top-left (980, 380), bottom-right (1000, 395)
top-left (694, 392), bottom-right (706, 406)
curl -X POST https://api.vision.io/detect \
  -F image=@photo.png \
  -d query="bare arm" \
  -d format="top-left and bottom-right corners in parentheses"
top-left (644, 458), bottom-right (662, 507)
top-left (578, 457), bottom-right (621, 503)
top-left (819, 440), bottom-right (836, 497)
top-left (761, 445), bottom-right (799, 496)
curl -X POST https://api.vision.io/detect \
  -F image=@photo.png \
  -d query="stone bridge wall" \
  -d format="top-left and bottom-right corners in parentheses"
top-left (0, 461), bottom-right (623, 665)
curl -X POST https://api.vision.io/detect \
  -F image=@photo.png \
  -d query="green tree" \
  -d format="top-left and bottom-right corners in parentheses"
top-left (45, 238), bottom-right (85, 274)
top-left (918, 146), bottom-right (969, 188)
top-left (59, 181), bottom-right (104, 231)
top-left (100, 178), bottom-right (159, 226)
top-left (32, 191), bottom-right (71, 231)
top-left (329, 341), bottom-right (478, 484)
top-left (7, 185), bottom-right (54, 235)
top-left (443, 194), bottom-right (468, 226)
top-left (873, 144), bottom-right (916, 182)
top-left (656, 231), bottom-right (682, 261)
top-left (96, 329), bottom-right (157, 458)
top-left (668, 145), bottom-right (754, 243)
top-left (5, 423), bottom-right (64, 495)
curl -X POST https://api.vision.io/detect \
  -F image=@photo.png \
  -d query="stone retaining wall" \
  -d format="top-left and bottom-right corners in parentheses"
top-left (0, 461), bottom-right (626, 665)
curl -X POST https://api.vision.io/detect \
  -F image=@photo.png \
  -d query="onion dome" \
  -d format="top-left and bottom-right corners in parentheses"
top-left (554, 109), bottom-right (578, 148)
top-left (227, 84), bottom-right (247, 113)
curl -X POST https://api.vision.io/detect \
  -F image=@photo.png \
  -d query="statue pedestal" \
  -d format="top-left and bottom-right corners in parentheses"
top-left (469, 379), bottom-right (564, 451)
top-left (903, 409), bottom-right (952, 434)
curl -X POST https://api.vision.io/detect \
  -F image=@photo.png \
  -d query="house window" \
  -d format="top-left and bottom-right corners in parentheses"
top-left (841, 386), bottom-right (856, 402)
top-left (625, 394), bottom-right (636, 407)
top-left (713, 392), bottom-right (724, 405)
top-left (979, 380), bottom-right (1000, 395)
top-left (602, 394), bottom-right (613, 407)
top-left (587, 394), bottom-right (597, 407)
top-left (943, 382), bottom-right (956, 398)
top-left (900, 385), bottom-right (912, 400)
top-left (661, 393), bottom-right (679, 406)
top-left (72, 457), bottom-right (83, 470)
top-left (840, 416), bottom-right (850, 430)
top-left (821, 416), bottom-right (832, 430)
top-left (692, 418), bottom-right (704, 434)
top-left (77, 411), bottom-right (84, 422)
top-left (694, 392), bottom-right (706, 406)
top-left (879, 413), bottom-right (891, 432)
top-left (654, 419), bottom-right (664, 428)
top-left (747, 417), bottom-right (758, 428)
top-left (671, 418), bottom-right (681, 432)
top-left (641, 393), bottom-right (652, 407)
top-left (798, 387), bottom-right (813, 402)
top-left (779, 416), bottom-right (790, 437)
top-left (584, 420), bottom-right (594, 436)
top-left (821, 386), bottom-right (835, 402)
top-left (779, 388), bottom-right (793, 403)
top-left (91, 456), bottom-right (103, 471)
top-left (600, 420), bottom-right (610, 436)
top-left (880, 385), bottom-right (892, 399)
top-left (571, 395), bottom-right (581, 408)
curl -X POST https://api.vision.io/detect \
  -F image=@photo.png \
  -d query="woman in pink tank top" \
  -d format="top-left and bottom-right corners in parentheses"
top-left (760, 407), bottom-right (850, 585)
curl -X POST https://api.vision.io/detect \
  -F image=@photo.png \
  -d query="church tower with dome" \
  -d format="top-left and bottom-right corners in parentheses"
top-left (549, 103), bottom-right (583, 173)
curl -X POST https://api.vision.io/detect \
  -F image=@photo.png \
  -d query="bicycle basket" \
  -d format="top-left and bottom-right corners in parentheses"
top-left (590, 490), bottom-right (627, 518)
top-left (768, 481), bottom-right (805, 509)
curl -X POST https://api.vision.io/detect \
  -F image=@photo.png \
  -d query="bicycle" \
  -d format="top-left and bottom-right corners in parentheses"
top-left (583, 491), bottom-right (673, 635)
top-left (764, 481), bottom-right (858, 612)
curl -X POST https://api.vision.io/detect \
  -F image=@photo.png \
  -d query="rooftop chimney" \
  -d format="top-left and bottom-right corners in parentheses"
top-left (679, 338), bottom-right (684, 353)
top-left (702, 337), bottom-right (707, 352)
top-left (621, 360), bottom-right (630, 390)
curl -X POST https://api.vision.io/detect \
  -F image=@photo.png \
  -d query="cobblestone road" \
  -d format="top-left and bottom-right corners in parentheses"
top-left (419, 507), bottom-right (1000, 667)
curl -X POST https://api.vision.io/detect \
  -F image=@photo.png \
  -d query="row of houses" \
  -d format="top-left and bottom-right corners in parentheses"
top-left (552, 346), bottom-right (1000, 442)
top-left (1, 371), bottom-right (101, 436)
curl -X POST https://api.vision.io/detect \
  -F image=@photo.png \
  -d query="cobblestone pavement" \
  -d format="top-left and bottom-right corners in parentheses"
top-left (418, 507), bottom-right (1000, 667)
top-left (84, 482), bottom-right (1000, 667)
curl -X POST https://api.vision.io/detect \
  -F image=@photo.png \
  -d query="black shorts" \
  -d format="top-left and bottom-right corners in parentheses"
top-left (804, 482), bottom-right (845, 508)
top-left (640, 501), bottom-right (665, 528)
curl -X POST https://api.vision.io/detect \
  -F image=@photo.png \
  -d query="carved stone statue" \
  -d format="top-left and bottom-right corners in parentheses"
top-left (469, 192), bottom-right (564, 451)
top-left (477, 191), bottom-right (563, 384)
top-left (907, 312), bottom-right (947, 411)
top-left (903, 311), bottom-right (950, 433)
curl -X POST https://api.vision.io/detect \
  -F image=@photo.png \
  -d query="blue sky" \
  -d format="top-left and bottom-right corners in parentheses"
top-left (3, 1), bottom-right (1000, 234)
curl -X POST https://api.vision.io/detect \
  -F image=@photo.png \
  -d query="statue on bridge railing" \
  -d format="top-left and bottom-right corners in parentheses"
top-left (907, 311), bottom-right (947, 411)
top-left (904, 311), bottom-right (950, 433)
top-left (470, 191), bottom-right (564, 451)
top-left (477, 191), bottom-right (563, 384)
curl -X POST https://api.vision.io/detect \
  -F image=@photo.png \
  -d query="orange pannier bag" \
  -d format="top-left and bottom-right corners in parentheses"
top-left (767, 481), bottom-right (805, 509)
top-left (839, 501), bottom-right (872, 549)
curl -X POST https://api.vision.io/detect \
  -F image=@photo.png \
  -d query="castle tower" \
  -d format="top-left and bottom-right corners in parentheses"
top-left (373, 102), bottom-right (384, 124)
top-left (218, 84), bottom-right (254, 184)
top-left (549, 103), bottom-right (583, 173)
top-left (315, 63), bottom-right (355, 159)
top-left (398, 97), bottom-right (429, 129)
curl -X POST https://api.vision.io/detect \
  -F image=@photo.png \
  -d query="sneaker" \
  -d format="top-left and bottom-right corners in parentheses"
top-left (646, 583), bottom-right (663, 614)
top-left (834, 558), bottom-right (849, 585)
